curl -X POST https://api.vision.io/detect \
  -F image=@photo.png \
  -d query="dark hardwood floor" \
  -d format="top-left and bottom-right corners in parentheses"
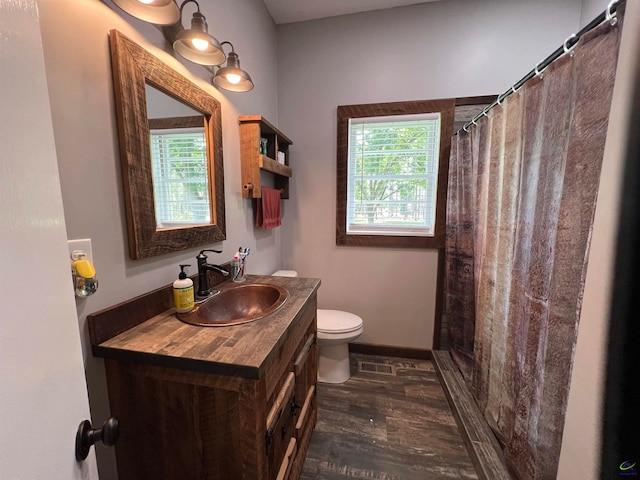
top-left (301, 354), bottom-right (478, 479)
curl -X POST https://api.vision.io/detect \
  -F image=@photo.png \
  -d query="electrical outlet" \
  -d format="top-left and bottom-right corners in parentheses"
top-left (68, 238), bottom-right (93, 264)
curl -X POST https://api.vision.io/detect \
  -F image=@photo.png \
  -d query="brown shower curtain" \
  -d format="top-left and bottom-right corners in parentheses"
top-left (445, 17), bottom-right (623, 480)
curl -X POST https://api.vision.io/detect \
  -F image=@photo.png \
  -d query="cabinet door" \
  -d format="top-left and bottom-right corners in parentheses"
top-left (275, 437), bottom-right (297, 480)
top-left (266, 372), bottom-right (296, 479)
top-left (288, 321), bottom-right (318, 480)
top-left (293, 325), bottom-right (317, 411)
top-left (295, 385), bottom-right (316, 440)
top-left (293, 330), bottom-right (317, 442)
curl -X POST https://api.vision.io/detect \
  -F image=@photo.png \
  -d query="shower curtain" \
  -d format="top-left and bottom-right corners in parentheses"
top-left (445, 16), bottom-right (623, 480)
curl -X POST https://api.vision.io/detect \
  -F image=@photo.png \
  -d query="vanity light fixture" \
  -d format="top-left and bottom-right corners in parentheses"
top-left (111, 0), bottom-right (180, 25)
top-left (110, 0), bottom-right (254, 92)
top-left (172, 0), bottom-right (226, 66)
top-left (212, 42), bottom-right (254, 92)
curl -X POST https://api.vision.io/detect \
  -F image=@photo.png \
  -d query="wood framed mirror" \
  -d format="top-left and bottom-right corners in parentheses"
top-left (109, 29), bottom-right (225, 260)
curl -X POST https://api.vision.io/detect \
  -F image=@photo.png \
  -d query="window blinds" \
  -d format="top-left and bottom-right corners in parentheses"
top-left (346, 113), bottom-right (441, 236)
top-left (149, 129), bottom-right (210, 228)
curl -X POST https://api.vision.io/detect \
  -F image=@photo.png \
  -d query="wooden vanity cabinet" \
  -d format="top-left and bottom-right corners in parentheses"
top-left (102, 291), bottom-right (318, 480)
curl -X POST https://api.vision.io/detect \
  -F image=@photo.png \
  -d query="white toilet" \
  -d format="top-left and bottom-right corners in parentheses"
top-left (272, 270), bottom-right (364, 383)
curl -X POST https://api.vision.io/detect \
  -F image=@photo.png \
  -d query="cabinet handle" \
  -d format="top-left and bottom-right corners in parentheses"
top-left (294, 334), bottom-right (316, 376)
top-left (294, 385), bottom-right (315, 439)
top-left (276, 437), bottom-right (297, 480)
top-left (281, 402), bottom-right (296, 440)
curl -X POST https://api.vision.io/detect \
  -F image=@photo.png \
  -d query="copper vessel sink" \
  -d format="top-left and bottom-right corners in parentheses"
top-left (176, 283), bottom-right (288, 327)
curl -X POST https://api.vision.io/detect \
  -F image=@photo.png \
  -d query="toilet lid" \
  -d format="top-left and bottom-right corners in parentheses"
top-left (317, 309), bottom-right (363, 334)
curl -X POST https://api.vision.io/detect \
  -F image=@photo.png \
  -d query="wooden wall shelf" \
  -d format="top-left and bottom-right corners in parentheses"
top-left (239, 115), bottom-right (293, 199)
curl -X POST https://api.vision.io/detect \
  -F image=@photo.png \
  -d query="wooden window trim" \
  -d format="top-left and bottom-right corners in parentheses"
top-left (336, 99), bottom-right (455, 249)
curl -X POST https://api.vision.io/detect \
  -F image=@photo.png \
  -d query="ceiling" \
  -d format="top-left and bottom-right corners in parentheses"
top-left (262, 0), bottom-right (443, 25)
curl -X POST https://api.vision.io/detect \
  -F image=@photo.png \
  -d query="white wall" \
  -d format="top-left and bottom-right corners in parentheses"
top-left (580, 0), bottom-right (611, 27)
top-left (0, 1), bottom-right (98, 477)
top-left (558, 1), bottom-right (640, 478)
top-left (36, 1), bottom-right (279, 477)
top-left (277, 0), bottom-right (582, 350)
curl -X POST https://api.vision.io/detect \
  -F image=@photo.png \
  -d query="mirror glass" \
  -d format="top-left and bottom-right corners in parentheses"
top-left (109, 30), bottom-right (225, 259)
top-left (146, 85), bottom-right (210, 228)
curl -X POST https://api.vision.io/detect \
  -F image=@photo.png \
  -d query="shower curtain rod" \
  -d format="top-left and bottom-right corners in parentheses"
top-left (456, 0), bottom-right (626, 135)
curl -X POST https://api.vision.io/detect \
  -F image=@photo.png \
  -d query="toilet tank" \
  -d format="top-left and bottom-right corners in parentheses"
top-left (272, 270), bottom-right (298, 277)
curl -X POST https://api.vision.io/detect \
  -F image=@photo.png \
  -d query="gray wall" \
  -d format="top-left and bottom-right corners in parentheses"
top-left (559, 1), bottom-right (639, 478)
top-left (37, 0), bottom-right (279, 477)
top-left (580, 0), bottom-right (611, 27)
top-left (277, 0), bottom-right (582, 350)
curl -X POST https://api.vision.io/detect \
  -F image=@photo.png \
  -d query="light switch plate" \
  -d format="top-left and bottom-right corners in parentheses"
top-left (68, 238), bottom-right (93, 264)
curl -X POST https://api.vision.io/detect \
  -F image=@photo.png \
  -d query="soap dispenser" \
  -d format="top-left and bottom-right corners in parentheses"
top-left (173, 264), bottom-right (194, 313)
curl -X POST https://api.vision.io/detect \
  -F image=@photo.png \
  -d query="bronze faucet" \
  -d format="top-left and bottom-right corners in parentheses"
top-left (196, 249), bottom-right (229, 299)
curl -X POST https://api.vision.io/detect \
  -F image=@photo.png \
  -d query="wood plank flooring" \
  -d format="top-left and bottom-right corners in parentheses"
top-left (301, 354), bottom-right (478, 479)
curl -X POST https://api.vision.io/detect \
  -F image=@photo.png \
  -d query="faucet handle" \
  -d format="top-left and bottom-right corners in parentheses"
top-left (198, 249), bottom-right (222, 258)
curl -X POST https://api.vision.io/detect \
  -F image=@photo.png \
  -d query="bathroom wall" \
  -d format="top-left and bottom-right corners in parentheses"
top-left (558, 1), bottom-right (640, 478)
top-left (36, 0), bottom-right (279, 477)
top-left (580, 0), bottom-right (612, 27)
top-left (0, 0), bottom-right (98, 477)
top-left (277, 0), bottom-right (582, 350)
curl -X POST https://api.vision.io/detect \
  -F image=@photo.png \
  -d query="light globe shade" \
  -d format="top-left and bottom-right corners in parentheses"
top-left (112, 0), bottom-right (180, 25)
top-left (213, 52), bottom-right (254, 92)
top-left (213, 68), bottom-right (254, 92)
top-left (172, 12), bottom-right (225, 65)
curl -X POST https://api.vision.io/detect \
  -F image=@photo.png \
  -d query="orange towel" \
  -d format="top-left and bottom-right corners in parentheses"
top-left (255, 187), bottom-right (281, 229)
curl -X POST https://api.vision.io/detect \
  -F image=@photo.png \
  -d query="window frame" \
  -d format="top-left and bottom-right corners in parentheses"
top-left (336, 99), bottom-right (455, 248)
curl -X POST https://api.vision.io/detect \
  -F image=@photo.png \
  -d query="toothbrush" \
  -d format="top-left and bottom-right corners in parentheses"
top-left (240, 248), bottom-right (250, 276)
top-left (233, 247), bottom-right (250, 280)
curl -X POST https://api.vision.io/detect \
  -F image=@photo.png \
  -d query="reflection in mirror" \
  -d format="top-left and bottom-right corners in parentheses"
top-left (145, 85), bottom-right (210, 228)
top-left (109, 30), bottom-right (225, 259)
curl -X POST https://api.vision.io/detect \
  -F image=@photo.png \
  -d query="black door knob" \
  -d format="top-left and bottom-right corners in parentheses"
top-left (75, 417), bottom-right (119, 461)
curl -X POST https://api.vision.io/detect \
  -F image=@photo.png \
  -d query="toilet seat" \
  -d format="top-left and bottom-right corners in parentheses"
top-left (317, 309), bottom-right (363, 334)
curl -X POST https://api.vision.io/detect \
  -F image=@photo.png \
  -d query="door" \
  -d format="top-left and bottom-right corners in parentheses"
top-left (0, 1), bottom-right (98, 478)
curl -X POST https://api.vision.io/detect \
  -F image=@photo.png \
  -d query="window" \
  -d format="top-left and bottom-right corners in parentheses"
top-left (337, 99), bottom-right (454, 248)
top-left (347, 113), bottom-right (441, 237)
top-left (150, 127), bottom-right (210, 228)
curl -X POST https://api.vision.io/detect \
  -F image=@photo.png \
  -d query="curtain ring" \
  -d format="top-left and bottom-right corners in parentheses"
top-left (471, 118), bottom-right (477, 126)
top-left (462, 124), bottom-right (469, 133)
top-left (481, 107), bottom-right (489, 118)
top-left (511, 84), bottom-right (518, 95)
top-left (563, 33), bottom-right (577, 56)
top-left (535, 61), bottom-right (545, 78)
top-left (606, 0), bottom-right (618, 26)
top-left (497, 95), bottom-right (504, 106)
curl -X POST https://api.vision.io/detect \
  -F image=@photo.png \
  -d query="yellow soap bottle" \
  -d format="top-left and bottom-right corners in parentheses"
top-left (173, 264), bottom-right (194, 313)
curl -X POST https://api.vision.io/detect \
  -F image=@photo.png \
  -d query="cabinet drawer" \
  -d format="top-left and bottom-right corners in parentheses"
top-left (294, 385), bottom-right (315, 439)
top-left (275, 437), bottom-right (297, 480)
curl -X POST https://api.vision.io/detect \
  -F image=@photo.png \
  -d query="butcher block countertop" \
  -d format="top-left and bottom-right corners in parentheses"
top-left (88, 275), bottom-right (321, 379)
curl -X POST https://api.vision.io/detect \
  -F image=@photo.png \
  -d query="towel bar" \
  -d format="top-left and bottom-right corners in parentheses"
top-left (243, 183), bottom-right (284, 196)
